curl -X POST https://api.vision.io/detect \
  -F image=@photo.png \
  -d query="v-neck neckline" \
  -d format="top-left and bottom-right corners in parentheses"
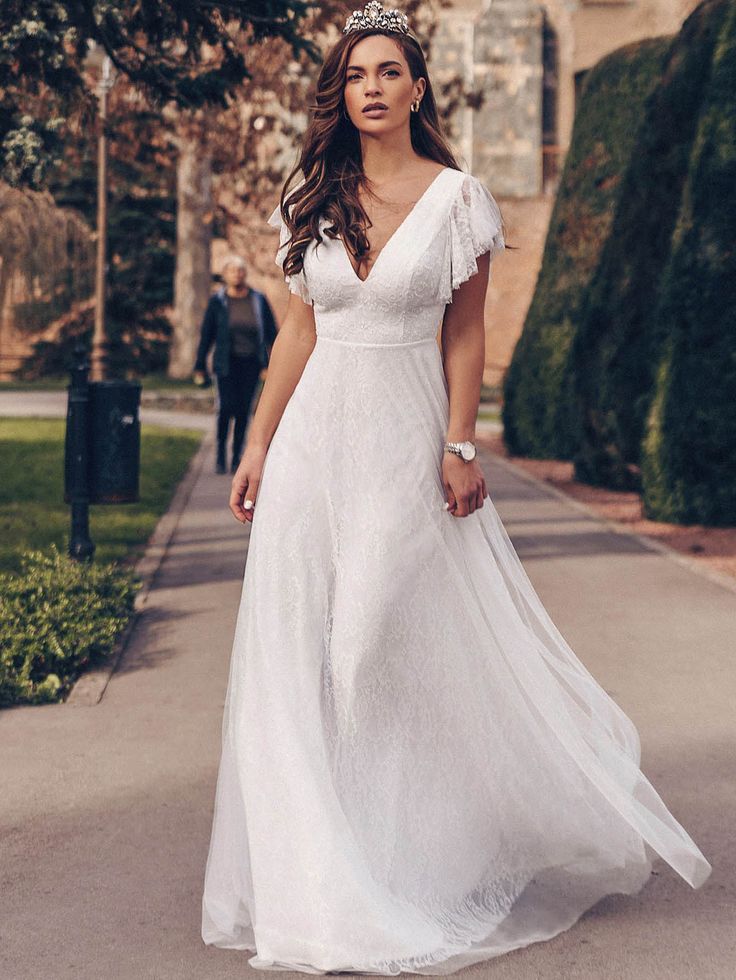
top-left (338, 167), bottom-right (450, 285)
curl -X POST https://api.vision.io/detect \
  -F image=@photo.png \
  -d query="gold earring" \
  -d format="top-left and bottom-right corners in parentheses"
top-left (410, 98), bottom-right (421, 113)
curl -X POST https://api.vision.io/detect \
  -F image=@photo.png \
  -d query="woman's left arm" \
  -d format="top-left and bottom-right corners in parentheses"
top-left (439, 251), bottom-right (491, 517)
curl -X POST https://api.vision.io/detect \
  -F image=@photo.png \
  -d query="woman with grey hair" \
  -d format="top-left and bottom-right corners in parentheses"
top-left (193, 253), bottom-right (278, 473)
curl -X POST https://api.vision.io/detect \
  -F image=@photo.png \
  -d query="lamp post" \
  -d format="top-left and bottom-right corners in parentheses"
top-left (65, 343), bottom-right (95, 561)
top-left (85, 44), bottom-right (116, 382)
top-left (63, 45), bottom-right (142, 563)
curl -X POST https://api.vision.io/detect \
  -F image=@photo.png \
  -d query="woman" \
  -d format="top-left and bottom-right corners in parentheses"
top-left (201, 3), bottom-right (711, 973)
top-left (193, 255), bottom-right (278, 474)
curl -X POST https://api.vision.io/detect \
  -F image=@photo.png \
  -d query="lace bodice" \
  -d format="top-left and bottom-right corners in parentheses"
top-left (266, 167), bottom-right (504, 345)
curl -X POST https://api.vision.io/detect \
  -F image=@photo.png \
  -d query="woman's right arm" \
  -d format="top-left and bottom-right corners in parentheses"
top-left (229, 292), bottom-right (316, 523)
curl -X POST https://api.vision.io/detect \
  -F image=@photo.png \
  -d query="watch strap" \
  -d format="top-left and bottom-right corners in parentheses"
top-left (444, 440), bottom-right (477, 460)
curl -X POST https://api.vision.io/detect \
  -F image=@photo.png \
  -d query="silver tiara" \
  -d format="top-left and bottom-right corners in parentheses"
top-left (343, 1), bottom-right (411, 36)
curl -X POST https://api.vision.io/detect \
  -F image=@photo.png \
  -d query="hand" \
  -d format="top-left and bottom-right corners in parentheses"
top-left (230, 443), bottom-right (268, 523)
top-left (442, 453), bottom-right (487, 517)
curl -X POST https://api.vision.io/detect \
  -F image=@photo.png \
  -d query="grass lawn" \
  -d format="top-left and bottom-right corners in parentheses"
top-left (0, 378), bottom-right (69, 391)
top-left (0, 418), bottom-right (203, 574)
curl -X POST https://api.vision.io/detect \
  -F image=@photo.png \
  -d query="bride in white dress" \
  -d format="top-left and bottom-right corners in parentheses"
top-left (201, 4), bottom-right (711, 973)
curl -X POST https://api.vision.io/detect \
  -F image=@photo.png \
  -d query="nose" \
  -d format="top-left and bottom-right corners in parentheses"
top-left (364, 75), bottom-right (382, 96)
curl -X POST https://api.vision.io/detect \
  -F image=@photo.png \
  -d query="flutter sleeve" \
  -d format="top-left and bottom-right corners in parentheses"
top-left (266, 186), bottom-right (312, 306)
top-left (441, 172), bottom-right (505, 305)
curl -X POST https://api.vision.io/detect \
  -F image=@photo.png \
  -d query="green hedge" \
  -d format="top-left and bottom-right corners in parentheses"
top-left (571, 0), bottom-right (730, 488)
top-left (501, 37), bottom-right (670, 459)
top-left (641, 3), bottom-right (736, 524)
top-left (0, 547), bottom-right (139, 706)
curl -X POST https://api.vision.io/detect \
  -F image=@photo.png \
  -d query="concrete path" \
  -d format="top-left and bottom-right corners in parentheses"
top-left (0, 389), bottom-right (212, 432)
top-left (1, 441), bottom-right (733, 980)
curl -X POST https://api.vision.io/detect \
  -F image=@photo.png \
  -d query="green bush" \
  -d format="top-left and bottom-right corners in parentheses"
top-left (0, 546), bottom-right (139, 707)
top-left (641, 2), bottom-right (736, 524)
top-left (571, 0), bottom-right (729, 488)
top-left (501, 36), bottom-right (670, 459)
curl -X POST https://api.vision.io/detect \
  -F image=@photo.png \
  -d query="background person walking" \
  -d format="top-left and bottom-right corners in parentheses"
top-left (193, 255), bottom-right (278, 473)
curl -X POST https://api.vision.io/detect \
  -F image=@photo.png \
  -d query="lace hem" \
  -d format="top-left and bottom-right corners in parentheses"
top-left (441, 173), bottom-right (505, 306)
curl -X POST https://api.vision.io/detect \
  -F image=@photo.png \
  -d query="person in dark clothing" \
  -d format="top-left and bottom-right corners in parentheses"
top-left (193, 255), bottom-right (278, 473)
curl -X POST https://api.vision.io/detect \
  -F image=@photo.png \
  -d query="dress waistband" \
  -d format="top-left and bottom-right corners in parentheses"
top-left (316, 335), bottom-right (438, 349)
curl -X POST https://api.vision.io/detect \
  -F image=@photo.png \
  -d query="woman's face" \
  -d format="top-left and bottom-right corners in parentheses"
top-left (343, 34), bottom-right (425, 134)
top-left (223, 262), bottom-right (247, 288)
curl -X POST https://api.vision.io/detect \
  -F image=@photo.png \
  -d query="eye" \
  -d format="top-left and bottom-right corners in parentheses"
top-left (347, 72), bottom-right (362, 81)
top-left (385, 69), bottom-right (400, 77)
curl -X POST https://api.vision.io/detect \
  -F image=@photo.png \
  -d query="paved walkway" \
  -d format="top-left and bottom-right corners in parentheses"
top-left (1, 432), bottom-right (733, 979)
top-left (0, 390), bottom-right (212, 432)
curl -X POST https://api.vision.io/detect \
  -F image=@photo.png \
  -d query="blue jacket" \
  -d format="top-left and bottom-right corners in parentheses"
top-left (194, 285), bottom-right (277, 377)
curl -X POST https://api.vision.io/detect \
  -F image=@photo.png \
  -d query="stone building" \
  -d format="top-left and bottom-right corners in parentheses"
top-left (429, 0), bottom-right (700, 386)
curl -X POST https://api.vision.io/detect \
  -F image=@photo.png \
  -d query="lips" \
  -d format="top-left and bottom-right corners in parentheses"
top-left (363, 103), bottom-right (388, 112)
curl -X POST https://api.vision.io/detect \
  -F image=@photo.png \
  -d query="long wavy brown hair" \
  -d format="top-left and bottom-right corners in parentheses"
top-left (277, 28), bottom-right (462, 279)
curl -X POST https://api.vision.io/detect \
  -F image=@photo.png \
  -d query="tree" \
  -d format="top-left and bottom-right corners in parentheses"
top-left (641, 1), bottom-right (736, 524)
top-left (0, 0), bottom-right (318, 188)
top-left (2, 0), bottom-right (479, 379)
top-left (38, 82), bottom-right (178, 377)
top-left (0, 1), bottom-right (319, 377)
top-left (168, 116), bottom-right (214, 378)
top-left (0, 182), bottom-right (93, 379)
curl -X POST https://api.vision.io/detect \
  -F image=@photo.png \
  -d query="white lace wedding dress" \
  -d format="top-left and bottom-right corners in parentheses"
top-left (201, 166), bottom-right (711, 974)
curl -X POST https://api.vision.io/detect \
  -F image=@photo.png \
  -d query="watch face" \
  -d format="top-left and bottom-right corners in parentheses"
top-left (461, 441), bottom-right (476, 461)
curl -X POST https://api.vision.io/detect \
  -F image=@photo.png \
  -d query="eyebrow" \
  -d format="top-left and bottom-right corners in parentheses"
top-left (346, 60), bottom-right (402, 71)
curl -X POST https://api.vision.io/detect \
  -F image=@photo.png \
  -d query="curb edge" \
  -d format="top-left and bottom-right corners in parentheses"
top-left (478, 438), bottom-right (736, 599)
top-left (66, 428), bottom-right (214, 707)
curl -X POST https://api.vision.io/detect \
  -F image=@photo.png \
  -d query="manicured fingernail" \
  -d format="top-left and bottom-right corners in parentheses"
top-left (443, 502), bottom-right (450, 510)
top-left (244, 499), bottom-right (254, 510)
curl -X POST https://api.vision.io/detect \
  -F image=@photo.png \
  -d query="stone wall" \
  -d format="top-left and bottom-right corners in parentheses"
top-left (473, 0), bottom-right (544, 197)
top-left (429, 0), bottom-right (544, 196)
top-left (428, 0), bottom-right (702, 388)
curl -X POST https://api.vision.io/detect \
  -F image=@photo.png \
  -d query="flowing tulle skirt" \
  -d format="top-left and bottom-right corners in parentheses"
top-left (201, 334), bottom-right (711, 974)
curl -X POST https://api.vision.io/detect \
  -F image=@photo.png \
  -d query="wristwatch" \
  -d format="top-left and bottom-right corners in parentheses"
top-left (444, 440), bottom-right (477, 462)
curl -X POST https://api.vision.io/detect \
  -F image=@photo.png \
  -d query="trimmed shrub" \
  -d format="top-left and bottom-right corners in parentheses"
top-left (0, 546), bottom-right (139, 706)
top-left (571, 0), bottom-right (730, 488)
top-left (502, 37), bottom-right (670, 458)
top-left (641, 3), bottom-right (736, 524)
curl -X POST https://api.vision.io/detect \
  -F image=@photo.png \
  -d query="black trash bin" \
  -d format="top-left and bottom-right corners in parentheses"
top-left (87, 380), bottom-right (141, 504)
